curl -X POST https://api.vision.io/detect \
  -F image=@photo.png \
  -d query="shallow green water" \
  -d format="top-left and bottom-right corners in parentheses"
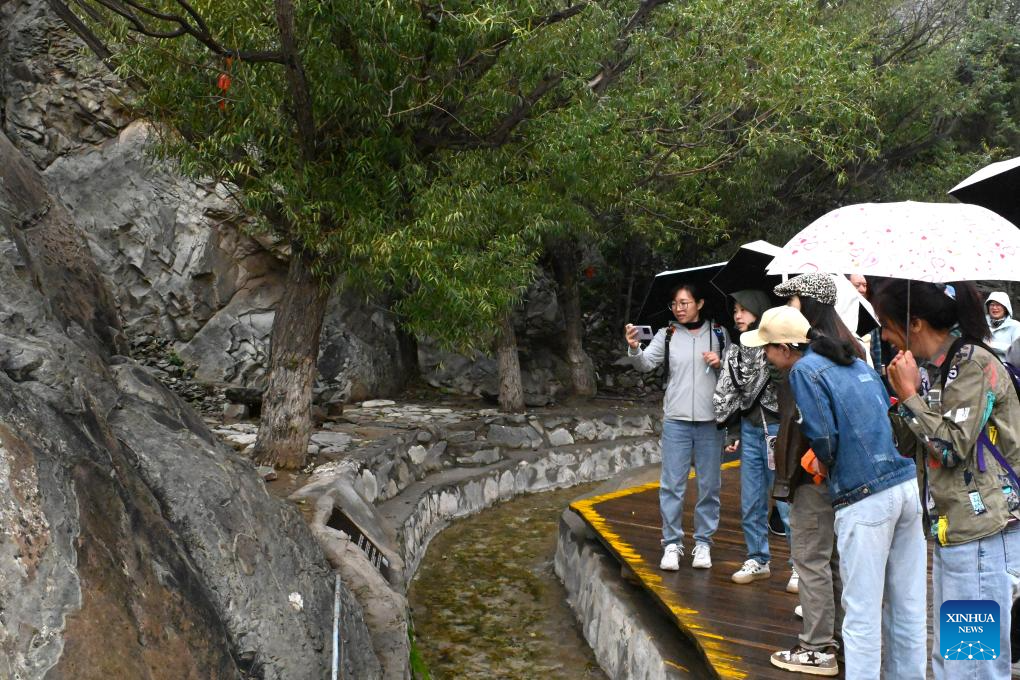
top-left (408, 484), bottom-right (607, 680)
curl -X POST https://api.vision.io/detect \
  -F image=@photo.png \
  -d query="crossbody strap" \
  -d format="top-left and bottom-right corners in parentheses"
top-left (977, 430), bottom-right (1020, 492)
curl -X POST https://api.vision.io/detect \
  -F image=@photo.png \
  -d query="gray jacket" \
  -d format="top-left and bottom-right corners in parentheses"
top-left (628, 321), bottom-right (728, 422)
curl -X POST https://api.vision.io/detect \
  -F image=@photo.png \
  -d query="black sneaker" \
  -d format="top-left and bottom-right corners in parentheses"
top-left (768, 505), bottom-right (787, 536)
top-left (770, 644), bottom-right (838, 676)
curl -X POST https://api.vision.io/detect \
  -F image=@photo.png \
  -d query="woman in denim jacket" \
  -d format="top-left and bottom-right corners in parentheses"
top-left (744, 305), bottom-right (926, 680)
top-left (874, 279), bottom-right (1020, 680)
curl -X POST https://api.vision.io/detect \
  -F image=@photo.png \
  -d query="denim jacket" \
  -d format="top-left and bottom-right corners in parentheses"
top-left (789, 348), bottom-right (915, 510)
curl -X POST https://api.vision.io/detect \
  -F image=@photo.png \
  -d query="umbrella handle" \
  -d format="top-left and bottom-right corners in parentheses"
top-left (906, 280), bottom-right (911, 351)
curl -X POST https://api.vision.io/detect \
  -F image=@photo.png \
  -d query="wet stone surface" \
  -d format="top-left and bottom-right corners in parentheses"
top-left (408, 484), bottom-right (606, 680)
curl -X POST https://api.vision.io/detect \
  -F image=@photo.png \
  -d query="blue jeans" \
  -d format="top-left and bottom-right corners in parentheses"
top-left (740, 419), bottom-right (791, 564)
top-left (932, 523), bottom-right (1020, 680)
top-left (660, 419), bottom-right (723, 546)
top-left (834, 479), bottom-right (927, 680)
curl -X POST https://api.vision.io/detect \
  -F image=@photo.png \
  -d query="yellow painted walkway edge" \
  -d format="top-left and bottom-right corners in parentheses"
top-left (569, 460), bottom-right (748, 680)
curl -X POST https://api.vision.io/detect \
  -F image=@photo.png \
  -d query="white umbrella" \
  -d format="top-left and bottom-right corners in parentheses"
top-left (832, 273), bottom-right (879, 336)
top-left (950, 156), bottom-right (1020, 195)
top-left (766, 201), bottom-right (1020, 282)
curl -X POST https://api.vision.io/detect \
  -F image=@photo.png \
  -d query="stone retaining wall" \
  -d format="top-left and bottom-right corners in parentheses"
top-left (392, 438), bottom-right (661, 586)
top-left (555, 503), bottom-right (686, 680)
top-left (282, 404), bottom-right (665, 680)
top-left (276, 405), bottom-right (661, 509)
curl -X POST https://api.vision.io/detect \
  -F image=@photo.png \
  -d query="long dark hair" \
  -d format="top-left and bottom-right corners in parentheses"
top-left (870, 279), bottom-right (989, 342)
top-left (798, 297), bottom-right (866, 361)
top-left (804, 328), bottom-right (858, 366)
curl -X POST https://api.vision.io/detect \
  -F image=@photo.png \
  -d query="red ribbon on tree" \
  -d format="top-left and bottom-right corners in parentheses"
top-left (217, 57), bottom-right (234, 111)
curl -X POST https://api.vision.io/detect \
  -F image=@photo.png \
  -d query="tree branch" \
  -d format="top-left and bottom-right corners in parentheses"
top-left (412, 2), bottom-right (590, 151)
top-left (47, 0), bottom-right (114, 63)
top-left (273, 0), bottom-right (317, 159)
top-left (70, 0), bottom-right (287, 62)
top-left (589, 0), bottom-right (671, 95)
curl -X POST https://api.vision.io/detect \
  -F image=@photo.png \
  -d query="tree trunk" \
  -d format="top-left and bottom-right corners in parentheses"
top-left (0, 131), bottom-right (128, 357)
top-left (253, 246), bottom-right (329, 469)
top-left (550, 242), bottom-right (596, 396)
top-left (496, 312), bottom-right (525, 413)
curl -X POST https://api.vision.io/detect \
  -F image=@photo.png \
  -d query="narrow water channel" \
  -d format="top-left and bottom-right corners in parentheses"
top-left (408, 483), bottom-right (607, 680)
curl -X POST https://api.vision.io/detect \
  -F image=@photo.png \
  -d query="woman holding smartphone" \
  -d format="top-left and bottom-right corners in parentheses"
top-left (625, 282), bottom-right (729, 571)
top-left (874, 279), bottom-right (1020, 680)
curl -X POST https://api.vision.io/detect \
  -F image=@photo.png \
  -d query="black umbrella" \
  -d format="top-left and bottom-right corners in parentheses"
top-left (711, 240), bottom-right (785, 297)
top-left (949, 156), bottom-right (1020, 227)
top-left (635, 262), bottom-right (728, 331)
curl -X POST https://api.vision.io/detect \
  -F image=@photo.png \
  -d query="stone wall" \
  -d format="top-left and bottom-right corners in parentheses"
top-left (390, 437), bottom-right (661, 585)
top-left (279, 402), bottom-right (664, 679)
top-left (555, 508), bottom-right (686, 680)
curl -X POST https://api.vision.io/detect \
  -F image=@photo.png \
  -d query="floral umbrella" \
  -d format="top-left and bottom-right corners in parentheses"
top-left (766, 201), bottom-right (1020, 282)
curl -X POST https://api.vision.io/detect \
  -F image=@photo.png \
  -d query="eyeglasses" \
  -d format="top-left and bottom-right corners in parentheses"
top-left (669, 301), bottom-right (694, 310)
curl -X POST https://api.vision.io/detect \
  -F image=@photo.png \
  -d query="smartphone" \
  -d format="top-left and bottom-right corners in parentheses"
top-left (635, 325), bottom-right (654, 342)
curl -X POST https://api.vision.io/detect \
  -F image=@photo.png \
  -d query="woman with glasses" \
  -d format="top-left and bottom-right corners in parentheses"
top-left (625, 282), bottom-right (729, 571)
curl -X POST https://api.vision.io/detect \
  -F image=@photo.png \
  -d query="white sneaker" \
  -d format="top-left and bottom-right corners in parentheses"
top-left (692, 543), bottom-right (712, 569)
top-left (787, 567), bottom-right (800, 594)
top-left (660, 543), bottom-right (682, 571)
top-left (795, 605), bottom-right (803, 618)
top-left (732, 559), bottom-right (771, 584)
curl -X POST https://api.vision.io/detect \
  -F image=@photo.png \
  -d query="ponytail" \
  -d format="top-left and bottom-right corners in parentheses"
top-left (950, 282), bottom-right (992, 343)
top-left (806, 328), bottom-right (857, 366)
top-left (798, 297), bottom-right (866, 360)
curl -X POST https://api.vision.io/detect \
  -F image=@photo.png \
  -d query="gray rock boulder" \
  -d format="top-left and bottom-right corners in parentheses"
top-left (486, 424), bottom-right (543, 450)
top-left (0, 125), bottom-right (381, 679)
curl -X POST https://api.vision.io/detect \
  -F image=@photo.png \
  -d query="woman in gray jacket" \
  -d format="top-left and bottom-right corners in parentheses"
top-left (625, 282), bottom-right (728, 571)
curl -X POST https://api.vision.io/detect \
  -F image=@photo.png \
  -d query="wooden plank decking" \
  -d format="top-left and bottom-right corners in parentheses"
top-left (571, 461), bottom-right (803, 679)
top-left (570, 462), bottom-right (1020, 679)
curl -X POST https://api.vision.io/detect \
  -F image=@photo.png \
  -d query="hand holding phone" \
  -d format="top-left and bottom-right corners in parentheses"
top-left (625, 324), bottom-right (654, 349)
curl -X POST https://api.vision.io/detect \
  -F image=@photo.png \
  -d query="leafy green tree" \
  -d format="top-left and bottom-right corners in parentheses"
top-left (60, 0), bottom-right (881, 461)
top-left (714, 0), bottom-right (1020, 243)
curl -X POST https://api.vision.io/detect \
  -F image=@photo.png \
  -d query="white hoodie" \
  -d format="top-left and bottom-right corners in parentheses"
top-left (985, 291), bottom-right (1020, 359)
top-left (832, 274), bottom-right (875, 367)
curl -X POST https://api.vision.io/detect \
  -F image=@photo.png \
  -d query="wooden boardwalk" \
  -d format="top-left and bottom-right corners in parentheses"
top-left (571, 462), bottom-right (1020, 679)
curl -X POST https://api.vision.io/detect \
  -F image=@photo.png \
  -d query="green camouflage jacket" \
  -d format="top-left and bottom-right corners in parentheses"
top-left (889, 337), bottom-right (1020, 546)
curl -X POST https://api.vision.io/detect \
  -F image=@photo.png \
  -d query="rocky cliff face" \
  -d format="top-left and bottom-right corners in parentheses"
top-left (0, 143), bottom-right (382, 678)
top-left (0, 7), bottom-right (381, 674)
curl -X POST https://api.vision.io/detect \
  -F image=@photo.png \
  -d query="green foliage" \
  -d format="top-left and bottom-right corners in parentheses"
top-left (408, 624), bottom-right (431, 680)
top-left (77, 0), bottom-right (889, 350)
top-left (712, 0), bottom-right (1020, 246)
